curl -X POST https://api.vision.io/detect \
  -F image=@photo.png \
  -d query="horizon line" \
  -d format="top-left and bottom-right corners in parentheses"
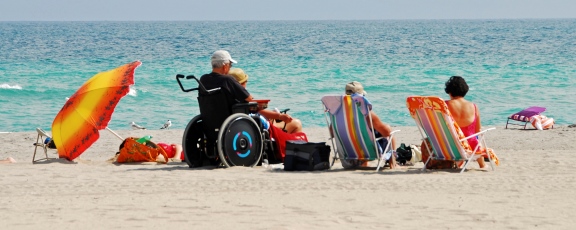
top-left (1, 17), bottom-right (575, 22)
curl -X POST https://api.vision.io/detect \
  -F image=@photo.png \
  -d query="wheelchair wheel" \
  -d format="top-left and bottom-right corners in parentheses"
top-left (217, 113), bottom-right (263, 167)
top-left (182, 115), bottom-right (207, 168)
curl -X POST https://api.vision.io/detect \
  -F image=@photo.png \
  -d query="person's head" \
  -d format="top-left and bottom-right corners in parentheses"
top-left (211, 50), bottom-right (237, 74)
top-left (444, 76), bottom-right (469, 97)
top-left (345, 81), bottom-right (367, 96)
top-left (228, 68), bottom-right (249, 88)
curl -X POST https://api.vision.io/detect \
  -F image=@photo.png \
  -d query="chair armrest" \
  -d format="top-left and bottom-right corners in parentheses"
top-left (232, 102), bottom-right (259, 114)
top-left (460, 127), bottom-right (495, 142)
top-left (375, 129), bottom-right (400, 141)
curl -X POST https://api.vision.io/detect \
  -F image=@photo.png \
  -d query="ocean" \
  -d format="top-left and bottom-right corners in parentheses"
top-left (1, 19), bottom-right (575, 132)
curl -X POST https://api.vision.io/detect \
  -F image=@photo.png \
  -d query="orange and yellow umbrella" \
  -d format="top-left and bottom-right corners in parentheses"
top-left (52, 61), bottom-right (141, 161)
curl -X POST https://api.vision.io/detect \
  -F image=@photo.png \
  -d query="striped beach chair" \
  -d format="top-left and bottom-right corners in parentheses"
top-left (322, 94), bottom-right (399, 171)
top-left (406, 96), bottom-right (496, 173)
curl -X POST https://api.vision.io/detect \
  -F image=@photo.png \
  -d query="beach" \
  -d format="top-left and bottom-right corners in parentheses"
top-left (1, 125), bottom-right (576, 229)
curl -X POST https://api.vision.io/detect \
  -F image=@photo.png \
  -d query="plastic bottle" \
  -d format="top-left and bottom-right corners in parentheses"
top-left (136, 135), bottom-right (152, 144)
top-left (261, 159), bottom-right (270, 169)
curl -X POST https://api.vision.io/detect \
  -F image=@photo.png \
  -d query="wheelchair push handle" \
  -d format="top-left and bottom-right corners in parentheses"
top-left (176, 74), bottom-right (210, 93)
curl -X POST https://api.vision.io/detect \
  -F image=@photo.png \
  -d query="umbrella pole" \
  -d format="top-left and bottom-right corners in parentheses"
top-left (105, 127), bottom-right (124, 141)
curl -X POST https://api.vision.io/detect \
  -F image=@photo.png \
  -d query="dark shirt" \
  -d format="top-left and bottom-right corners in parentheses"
top-left (199, 72), bottom-right (250, 106)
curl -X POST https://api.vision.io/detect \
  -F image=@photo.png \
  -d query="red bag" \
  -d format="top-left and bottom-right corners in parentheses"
top-left (116, 137), bottom-right (168, 163)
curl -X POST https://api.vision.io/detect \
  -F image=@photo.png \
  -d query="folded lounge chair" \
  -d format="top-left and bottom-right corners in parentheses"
top-left (406, 96), bottom-right (495, 173)
top-left (32, 128), bottom-right (56, 163)
top-left (322, 94), bottom-right (399, 171)
top-left (505, 106), bottom-right (548, 129)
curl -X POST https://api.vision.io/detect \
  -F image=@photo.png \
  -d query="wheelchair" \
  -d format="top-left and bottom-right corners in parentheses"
top-left (176, 74), bottom-right (280, 168)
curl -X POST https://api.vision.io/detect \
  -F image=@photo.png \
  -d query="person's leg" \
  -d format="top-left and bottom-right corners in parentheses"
top-left (468, 144), bottom-right (486, 169)
top-left (0, 157), bottom-right (16, 164)
top-left (389, 153), bottom-right (398, 169)
top-left (172, 144), bottom-right (183, 161)
top-left (275, 118), bottom-right (303, 134)
top-left (477, 157), bottom-right (486, 168)
top-left (286, 118), bottom-right (302, 133)
top-left (377, 134), bottom-right (398, 169)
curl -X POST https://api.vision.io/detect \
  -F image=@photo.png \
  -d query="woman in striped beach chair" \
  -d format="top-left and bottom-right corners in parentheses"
top-left (407, 76), bottom-right (499, 172)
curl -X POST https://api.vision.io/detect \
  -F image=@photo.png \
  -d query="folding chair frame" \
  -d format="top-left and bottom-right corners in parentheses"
top-left (32, 128), bottom-right (54, 163)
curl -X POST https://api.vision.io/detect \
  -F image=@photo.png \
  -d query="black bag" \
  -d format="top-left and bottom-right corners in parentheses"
top-left (395, 143), bottom-right (413, 165)
top-left (284, 141), bottom-right (331, 171)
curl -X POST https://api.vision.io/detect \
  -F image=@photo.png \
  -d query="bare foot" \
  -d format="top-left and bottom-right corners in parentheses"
top-left (388, 154), bottom-right (398, 169)
top-left (1, 157), bottom-right (16, 164)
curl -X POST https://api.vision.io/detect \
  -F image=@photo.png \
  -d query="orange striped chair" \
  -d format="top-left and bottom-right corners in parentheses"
top-left (406, 96), bottom-right (496, 173)
top-left (322, 94), bottom-right (399, 171)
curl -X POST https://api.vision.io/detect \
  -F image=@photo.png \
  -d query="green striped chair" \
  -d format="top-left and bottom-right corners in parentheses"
top-left (322, 94), bottom-right (399, 171)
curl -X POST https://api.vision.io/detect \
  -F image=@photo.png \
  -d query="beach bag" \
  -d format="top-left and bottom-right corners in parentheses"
top-left (284, 141), bottom-right (330, 171)
top-left (395, 143), bottom-right (413, 165)
top-left (420, 139), bottom-right (455, 169)
top-left (116, 137), bottom-right (169, 163)
top-left (409, 145), bottom-right (422, 164)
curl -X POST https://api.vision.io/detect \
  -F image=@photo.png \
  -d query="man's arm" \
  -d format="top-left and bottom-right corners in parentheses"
top-left (369, 111), bottom-right (392, 137)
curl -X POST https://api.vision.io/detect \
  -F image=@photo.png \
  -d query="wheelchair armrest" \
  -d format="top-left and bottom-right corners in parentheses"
top-left (232, 102), bottom-right (259, 114)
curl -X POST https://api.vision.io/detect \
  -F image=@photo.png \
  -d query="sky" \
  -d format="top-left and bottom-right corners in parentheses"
top-left (0, 0), bottom-right (575, 21)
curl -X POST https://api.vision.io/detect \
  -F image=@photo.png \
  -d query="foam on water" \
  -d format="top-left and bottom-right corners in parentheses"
top-left (0, 83), bottom-right (22, 90)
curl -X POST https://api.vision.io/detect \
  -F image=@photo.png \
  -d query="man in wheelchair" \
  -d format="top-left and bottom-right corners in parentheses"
top-left (180, 50), bottom-right (307, 168)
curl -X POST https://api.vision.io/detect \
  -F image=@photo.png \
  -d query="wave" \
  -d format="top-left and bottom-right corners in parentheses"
top-left (128, 88), bottom-right (137, 96)
top-left (0, 83), bottom-right (22, 90)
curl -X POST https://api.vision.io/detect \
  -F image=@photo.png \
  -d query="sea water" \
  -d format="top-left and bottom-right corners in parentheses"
top-left (1, 20), bottom-right (575, 132)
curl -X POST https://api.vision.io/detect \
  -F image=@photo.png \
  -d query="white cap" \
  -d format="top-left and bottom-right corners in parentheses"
top-left (211, 50), bottom-right (237, 65)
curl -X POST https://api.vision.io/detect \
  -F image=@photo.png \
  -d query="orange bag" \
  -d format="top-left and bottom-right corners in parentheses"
top-left (116, 137), bottom-right (168, 163)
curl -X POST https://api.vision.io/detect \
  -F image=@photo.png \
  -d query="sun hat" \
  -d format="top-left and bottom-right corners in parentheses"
top-left (211, 50), bottom-right (237, 65)
top-left (345, 81), bottom-right (367, 95)
top-left (228, 68), bottom-right (249, 84)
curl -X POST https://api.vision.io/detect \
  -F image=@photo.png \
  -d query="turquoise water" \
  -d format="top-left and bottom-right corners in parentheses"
top-left (1, 20), bottom-right (575, 132)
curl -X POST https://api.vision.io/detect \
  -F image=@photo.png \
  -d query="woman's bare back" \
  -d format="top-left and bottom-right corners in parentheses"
top-left (446, 98), bottom-right (476, 128)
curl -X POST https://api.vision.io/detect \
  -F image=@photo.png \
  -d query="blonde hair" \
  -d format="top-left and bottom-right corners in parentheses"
top-left (228, 68), bottom-right (249, 84)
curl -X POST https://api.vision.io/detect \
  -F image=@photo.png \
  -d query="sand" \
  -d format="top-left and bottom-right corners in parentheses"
top-left (1, 125), bottom-right (576, 229)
